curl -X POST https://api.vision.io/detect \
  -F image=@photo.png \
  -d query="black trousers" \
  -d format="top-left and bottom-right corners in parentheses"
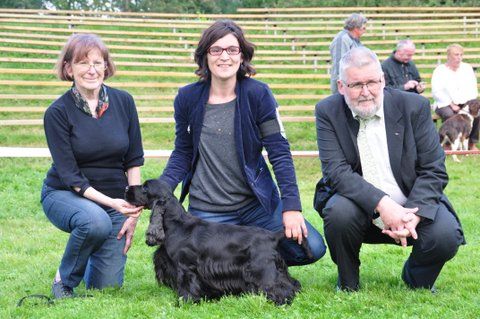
top-left (321, 194), bottom-right (464, 291)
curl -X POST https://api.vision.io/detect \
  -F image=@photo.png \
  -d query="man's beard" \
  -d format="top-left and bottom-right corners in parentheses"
top-left (345, 93), bottom-right (382, 119)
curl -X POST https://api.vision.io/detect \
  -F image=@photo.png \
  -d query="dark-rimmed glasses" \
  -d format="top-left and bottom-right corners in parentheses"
top-left (207, 46), bottom-right (241, 56)
top-left (343, 78), bottom-right (382, 92)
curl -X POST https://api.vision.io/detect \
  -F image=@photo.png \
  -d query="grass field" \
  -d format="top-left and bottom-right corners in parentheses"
top-left (1, 155), bottom-right (479, 319)
top-left (1, 8), bottom-right (480, 318)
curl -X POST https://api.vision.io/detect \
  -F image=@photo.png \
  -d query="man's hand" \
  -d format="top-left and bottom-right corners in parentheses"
top-left (376, 196), bottom-right (419, 246)
top-left (404, 80), bottom-right (419, 91)
top-left (383, 212), bottom-right (421, 246)
top-left (117, 217), bottom-right (139, 255)
top-left (283, 210), bottom-right (308, 245)
top-left (415, 82), bottom-right (426, 93)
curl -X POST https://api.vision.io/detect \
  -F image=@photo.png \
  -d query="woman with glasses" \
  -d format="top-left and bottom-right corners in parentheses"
top-left (160, 19), bottom-right (326, 266)
top-left (41, 33), bottom-right (144, 299)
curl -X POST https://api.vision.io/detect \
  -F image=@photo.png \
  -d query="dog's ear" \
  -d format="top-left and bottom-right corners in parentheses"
top-left (300, 238), bottom-right (314, 260)
top-left (466, 99), bottom-right (480, 116)
top-left (145, 200), bottom-right (166, 246)
top-left (144, 179), bottom-right (174, 203)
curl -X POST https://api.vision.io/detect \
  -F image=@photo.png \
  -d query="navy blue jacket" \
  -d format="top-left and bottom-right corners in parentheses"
top-left (160, 77), bottom-right (302, 214)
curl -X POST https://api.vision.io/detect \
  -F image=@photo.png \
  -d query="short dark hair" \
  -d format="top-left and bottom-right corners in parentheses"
top-left (194, 19), bottom-right (256, 81)
top-left (56, 33), bottom-right (116, 81)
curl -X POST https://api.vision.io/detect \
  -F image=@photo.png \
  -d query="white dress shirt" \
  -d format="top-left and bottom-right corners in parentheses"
top-left (353, 105), bottom-right (408, 206)
top-left (431, 62), bottom-right (478, 109)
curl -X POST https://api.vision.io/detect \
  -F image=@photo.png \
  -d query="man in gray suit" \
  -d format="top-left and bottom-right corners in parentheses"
top-left (315, 47), bottom-right (464, 292)
top-left (329, 13), bottom-right (367, 94)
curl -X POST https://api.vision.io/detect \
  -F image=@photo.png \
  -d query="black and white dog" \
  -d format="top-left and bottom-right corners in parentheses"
top-left (439, 98), bottom-right (480, 162)
top-left (125, 179), bottom-right (310, 305)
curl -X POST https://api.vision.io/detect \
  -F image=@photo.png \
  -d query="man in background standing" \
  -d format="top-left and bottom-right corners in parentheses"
top-left (329, 13), bottom-right (367, 94)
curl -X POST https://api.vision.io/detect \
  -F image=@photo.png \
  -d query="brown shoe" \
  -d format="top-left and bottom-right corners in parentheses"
top-left (469, 143), bottom-right (479, 151)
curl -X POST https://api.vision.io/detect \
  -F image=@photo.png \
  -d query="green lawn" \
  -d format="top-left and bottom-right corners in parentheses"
top-left (1, 156), bottom-right (478, 319)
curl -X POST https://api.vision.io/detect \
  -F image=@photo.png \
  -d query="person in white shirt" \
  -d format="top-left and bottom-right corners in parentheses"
top-left (432, 44), bottom-right (478, 150)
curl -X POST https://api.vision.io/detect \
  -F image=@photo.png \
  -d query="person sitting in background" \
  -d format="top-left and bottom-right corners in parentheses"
top-left (315, 46), bottom-right (464, 292)
top-left (329, 13), bottom-right (367, 94)
top-left (160, 19), bottom-right (326, 266)
top-left (41, 33), bottom-right (144, 299)
top-left (382, 39), bottom-right (425, 94)
top-left (432, 43), bottom-right (479, 150)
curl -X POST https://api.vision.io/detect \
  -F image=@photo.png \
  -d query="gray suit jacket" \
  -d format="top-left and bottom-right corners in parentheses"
top-left (315, 87), bottom-right (458, 223)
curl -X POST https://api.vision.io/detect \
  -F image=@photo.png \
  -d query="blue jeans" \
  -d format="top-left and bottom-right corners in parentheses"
top-left (189, 200), bottom-right (326, 266)
top-left (41, 183), bottom-right (127, 289)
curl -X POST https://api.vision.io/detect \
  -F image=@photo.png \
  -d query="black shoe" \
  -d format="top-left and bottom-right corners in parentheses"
top-left (52, 280), bottom-right (75, 299)
top-left (335, 278), bottom-right (359, 292)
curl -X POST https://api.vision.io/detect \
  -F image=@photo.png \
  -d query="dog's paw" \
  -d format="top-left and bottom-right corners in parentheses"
top-left (145, 230), bottom-right (164, 246)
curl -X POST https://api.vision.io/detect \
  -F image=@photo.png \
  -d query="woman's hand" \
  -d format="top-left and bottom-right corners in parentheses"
top-left (81, 186), bottom-right (143, 217)
top-left (282, 211), bottom-right (308, 245)
top-left (117, 217), bottom-right (139, 255)
top-left (111, 198), bottom-right (143, 218)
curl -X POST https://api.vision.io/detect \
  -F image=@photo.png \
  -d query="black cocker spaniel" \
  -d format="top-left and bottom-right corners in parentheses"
top-left (125, 179), bottom-right (310, 305)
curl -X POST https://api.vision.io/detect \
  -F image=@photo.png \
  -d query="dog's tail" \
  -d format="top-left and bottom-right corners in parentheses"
top-left (438, 127), bottom-right (451, 147)
top-left (274, 231), bottom-right (314, 260)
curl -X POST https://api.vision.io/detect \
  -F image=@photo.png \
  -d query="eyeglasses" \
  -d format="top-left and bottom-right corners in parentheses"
top-left (343, 78), bottom-right (382, 92)
top-left (207, 46), bottom-right (241, 56)
top-left (73, 61), bottom-right (107, 72)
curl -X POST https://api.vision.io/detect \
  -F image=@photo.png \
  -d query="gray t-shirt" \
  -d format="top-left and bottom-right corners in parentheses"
top-left (189, 98), bottom-right (255, 212)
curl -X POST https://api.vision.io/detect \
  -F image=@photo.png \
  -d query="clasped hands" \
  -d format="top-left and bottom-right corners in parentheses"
top-left (376, 196), bottom-right (421, 247)
top-left (404, 80), bottom-right (425, 93)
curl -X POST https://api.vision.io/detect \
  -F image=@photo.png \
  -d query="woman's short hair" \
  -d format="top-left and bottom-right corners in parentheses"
top-left (194, 19), bottom-right (256, 81)
top-left (447, 43), bottom-right (463, 56)
top-left (344, 13), bottom-right (368, 31)
top-left (56, 33), bottom-right (116, 81)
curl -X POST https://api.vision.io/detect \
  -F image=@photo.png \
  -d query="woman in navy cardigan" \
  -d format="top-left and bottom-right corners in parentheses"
top-left (160, 20), bottom-right (326, 266)
top-left (41, 34), bottom-right (144, 299)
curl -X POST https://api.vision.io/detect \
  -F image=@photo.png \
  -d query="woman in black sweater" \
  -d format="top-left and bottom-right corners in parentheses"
top-left (41, 34), bottom-right (144, 299)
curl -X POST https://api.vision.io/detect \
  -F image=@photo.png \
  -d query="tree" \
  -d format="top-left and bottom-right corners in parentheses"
top-left (0, 0), bottom-right (43, 9)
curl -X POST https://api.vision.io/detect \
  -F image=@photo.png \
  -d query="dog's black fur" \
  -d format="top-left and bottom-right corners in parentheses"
top-left (125, 179), bottom-right (310, 305)
top-left (439, 98), bottom-right (480, 161)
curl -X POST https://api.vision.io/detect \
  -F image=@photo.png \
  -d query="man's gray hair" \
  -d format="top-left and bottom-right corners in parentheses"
top-left (344, 13), bottom-right (368, 31)
top-left (338, 46), bottom-right (383, 82)
top-left (396, 39), bottom-right (415, 51)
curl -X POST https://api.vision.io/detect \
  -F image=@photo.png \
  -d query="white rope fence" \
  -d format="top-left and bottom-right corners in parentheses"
top-left (1, 147), bottom-right (479, 158)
